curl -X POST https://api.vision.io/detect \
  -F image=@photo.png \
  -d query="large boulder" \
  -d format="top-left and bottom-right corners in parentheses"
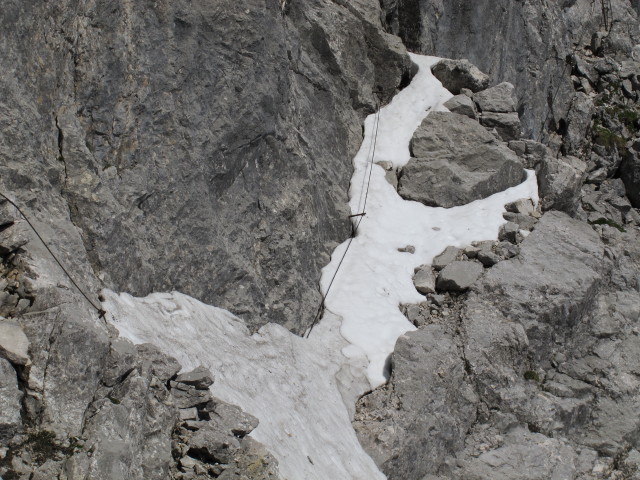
top-left (431, 59), bottom-right (490, 94)
top-left (398, 112), bottom-right (526, 208)
top-left (473, 82), bottom-right (516, 112)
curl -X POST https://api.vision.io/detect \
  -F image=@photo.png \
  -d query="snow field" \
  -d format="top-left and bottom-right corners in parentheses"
top-left (105, 54), bottom-right (538, 479)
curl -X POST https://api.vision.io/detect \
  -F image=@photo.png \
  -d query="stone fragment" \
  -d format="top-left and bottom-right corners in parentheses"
top-left (171, 384), bottom-right (212, 409)
top-left (502, 212), bottom-right (538, 231)
top-left (0, 320), bottom-right (30, 366)
top-left (0, 226), bottom-right (28, 256)
top-left (443, 94), bottom-right (477, 118)
top-left (400, 112), bottom-right (525, 208)
top-left (431, 59), bottom-right (490, 94)
top-left (494, 242), bottom-right (520, 259)
top-left (480, 112), bottom-right (522, 141)
top-left (437, 261), bottom-right (483, 292)
top-left (432, 246), bottom-right (461, 270)
top-left (175, 366), bottom-right (214, 390)
top-left (477, 250), bottom-right (500, 267)
top-left (508, 140), bottom-right (526, 157)
top-left (397, 245), bottom-right (415, 254)
top-left (473, 82), bottom-right (516, 112)
top-left (413, 266), bottom-right (436, 295)
top-left (206, 401), bottom-right (259, 437)
top-left (505, 198), bottom-right (534, 215)
top-left (498, 222), bottom-right (521, 243)
top-left (179, 408), bottom-right (198, 421)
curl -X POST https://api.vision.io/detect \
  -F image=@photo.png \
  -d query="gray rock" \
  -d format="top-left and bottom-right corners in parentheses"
top-left (443, 94), bottom-right (477, 118)
top-left (0, 320), bottom-right (30, 366)
top-left (498, 221), bottom-right (521, 243)
top-left (431, 59), bottom-right (490, 94)
top-left (137, 344), bottom-right (181, 383)
top-left (537, 154), bottom-right (587, 214)
top-left (0, 0), bottom-right (415, 335)
top-left (0, 357), bottom-right (22, 442)
top-left (508, 140), bottom-right (527, 157)
top-left (437, 261), bottom-right (483, 292)
top-left (175, 366), bottom-right (214, 390)
top-left (477, 250), bottom-right (500, 267)
top-left (354, 325), bottom-right (477, 480)
top-left (480, 112), bottom-right (522, 141)
top-left (397, 245), bottom-right (415, 254)
top-left (473, 82), bottom-right (516, 112)
top-left (413, 266), bottom-right (436, 294)
top-left (431, 246), bottom-right (461, 270)
top-left (505, 198), bottom-right (535, 215)
top-left (472, 211), bottom-right (605, 363)
top-left (179, 408), bottom-right (198, 421)
top-left (457, 428), bottom-right (580, 480)
top-left (400, 112), bottom-right (525, 208)
top-left (203, 400), bottom-right (259, 437)
top-left (170, 384), bottom-right (212, 409)
top-left (503, 212), bottom-right (538, 231)
top-left (562, 92), bottom-right (595, 156)
top-left (188, 423), bottom-right (241, 464)
top-left (494, 242), bottom-right (520, 259)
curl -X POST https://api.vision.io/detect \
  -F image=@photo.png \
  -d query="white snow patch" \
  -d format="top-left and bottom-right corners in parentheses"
top-left (104, 53), bottom-right (539, 479)
top-left (104, 291), bottom-right (382, 480)
top-left (321, 54), bottom-right (538, 387)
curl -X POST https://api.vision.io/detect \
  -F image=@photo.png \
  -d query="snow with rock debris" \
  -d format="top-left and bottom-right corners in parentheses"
top-left (104, 54), bottom-right (538, 480)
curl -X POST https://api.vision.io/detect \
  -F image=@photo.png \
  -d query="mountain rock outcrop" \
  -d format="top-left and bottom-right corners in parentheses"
top-left (1, 0), bottom-right (414, 333)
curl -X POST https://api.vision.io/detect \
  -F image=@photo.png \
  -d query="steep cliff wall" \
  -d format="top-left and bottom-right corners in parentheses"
top-left (382, 0), bottom-right (640, 140)
top-left (1, 0), bottom-right (413, 333)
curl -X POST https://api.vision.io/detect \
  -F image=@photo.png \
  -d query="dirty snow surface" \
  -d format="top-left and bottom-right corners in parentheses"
top-left (105, 54), bottom-right (538, 480)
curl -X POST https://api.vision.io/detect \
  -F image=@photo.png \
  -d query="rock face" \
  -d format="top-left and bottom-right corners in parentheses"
top-left (357, 208), bottom-right (640, 479)
top-left (0, 0), bottom-right (417, 478)
top-left (0, 0), bottom-right (414, 333)
top-left (398, 112), bottom-right (525, 207)
top-left (382, 0), bottom-right (640, 139)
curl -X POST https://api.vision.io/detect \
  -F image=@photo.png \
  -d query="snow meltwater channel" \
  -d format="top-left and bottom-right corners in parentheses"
top-left (104, 54), bottom-right (538, 480)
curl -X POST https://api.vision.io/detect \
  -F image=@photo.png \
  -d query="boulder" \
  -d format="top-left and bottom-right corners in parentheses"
top-left (413, 266), bottom-right (436, 294)
top-left (477, 250), bottom-right (500, 267)
top-left (505, 198), bottom-right (534, 215)
top-left (399, 112), bottom-right (525, 208)
top-left (0, 320), bottom-right (30, 366)
top-left (443, 94), bottom-right (477, 118)
top-left (480, 112), bottom-right (522, 141)
top-left (431, 59), bottom-right (490, 94)
top-left (436, 261), bottom-right (483, 292)
top-left (473, 82), bottom-right (516, 112)
top-left (175, 366), bottom-right (214, 390)
top-left (537, 155), bottom-right (587, 214)
top-left (431, 246), bottom-right (461, 270)
top-left (498, 222), bottom-right (521, 243)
